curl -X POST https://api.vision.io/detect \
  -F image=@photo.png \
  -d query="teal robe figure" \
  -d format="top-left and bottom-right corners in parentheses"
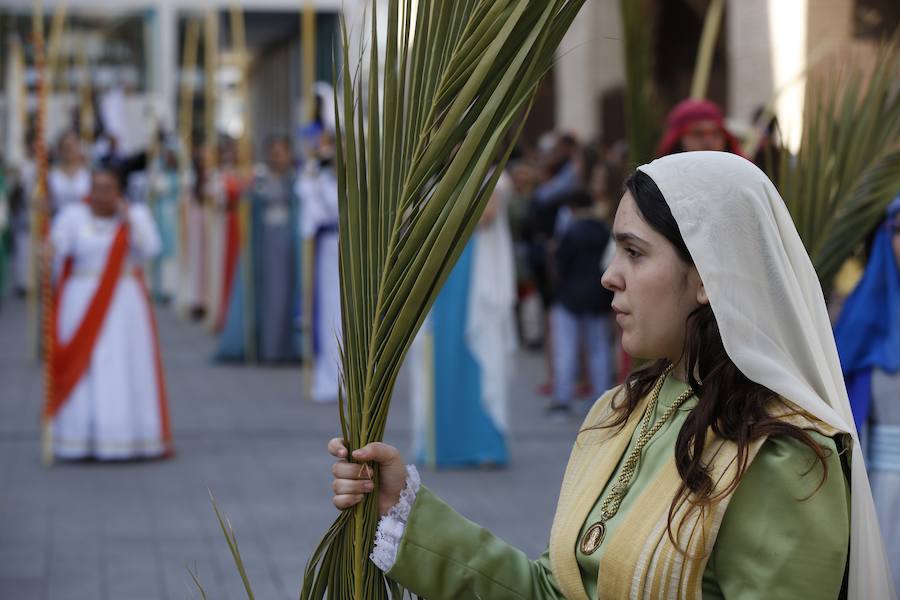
top-left (148, 156), bottom-right (180, 302)
top-left (408, 178), bottom-right (517, 468)
top-left (215, 168), bottom-right (303, 363)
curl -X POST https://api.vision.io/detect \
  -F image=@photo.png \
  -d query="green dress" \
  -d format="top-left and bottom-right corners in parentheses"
top-left (386, 375), bottom-right (850, 599)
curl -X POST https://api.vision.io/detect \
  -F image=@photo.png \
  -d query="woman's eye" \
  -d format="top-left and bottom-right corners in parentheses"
top-left (625, 246), bottom-right (640, 258)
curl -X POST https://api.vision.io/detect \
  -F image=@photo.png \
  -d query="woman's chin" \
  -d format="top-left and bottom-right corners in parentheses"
top-left (620, 338), bottom-right (665, 363)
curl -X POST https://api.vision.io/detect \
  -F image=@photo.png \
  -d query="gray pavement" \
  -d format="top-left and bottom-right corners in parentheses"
top-left (0, 296), bottom-right (583, 599)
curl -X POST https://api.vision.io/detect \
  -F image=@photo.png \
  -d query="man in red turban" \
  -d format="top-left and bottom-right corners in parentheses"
top-left (656, 98), bottom-right (743, 157)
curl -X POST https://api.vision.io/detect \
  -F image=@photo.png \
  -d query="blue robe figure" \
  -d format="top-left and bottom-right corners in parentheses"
top-left (409, 175), bottom-right (517, 468)
top-left (834, 195), bottom-right (900, 592)
top-left (215, 163), bottom-right (303, 364)
top-left (835, 195), bottom-right (900, 429)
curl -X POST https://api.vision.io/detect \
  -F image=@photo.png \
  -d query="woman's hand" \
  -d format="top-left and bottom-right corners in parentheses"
top-left (328, 438), bottom-right (408, 516)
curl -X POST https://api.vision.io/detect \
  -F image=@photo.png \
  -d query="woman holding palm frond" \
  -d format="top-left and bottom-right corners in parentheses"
top-left (328, 152), bottom-right (892, 599)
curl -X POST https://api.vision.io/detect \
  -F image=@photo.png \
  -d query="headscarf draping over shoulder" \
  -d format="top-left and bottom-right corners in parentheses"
top-left (834, 196), bottom-right (900, 427)
top-left (639, 151), bottom-right (894, 600)
top-left (655, 98), bottom-right (743, 157)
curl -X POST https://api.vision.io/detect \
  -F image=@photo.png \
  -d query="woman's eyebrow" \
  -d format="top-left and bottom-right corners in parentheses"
top-left (613, 231), bottom-right (649, 246)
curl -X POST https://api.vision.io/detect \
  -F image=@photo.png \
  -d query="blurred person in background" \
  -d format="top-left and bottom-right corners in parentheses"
top-left (655, 98), bottom-right (743, 157)
top-left (9, 133), bottom-right (37, 297)
top-left (212, 138), bottom-right (248, 331)
top-left (834, 195), bottom-right (900, 591)
top-left (748, 106), bottom-right (785, 183)
top-left (408, 167), bottom-right (517, 468)
top-left (203, 137), bottom-right (242, 332)
top-left (546, 188), bottom-right (614, 420)
top-left (298, 131), bottom-right (341, 403)
top-left (507, 156), bottom-right (544, 349)
top-left (216, 135), bottom-right (303, 364)
top-left (47, 167), bottom-right (172, 460)
top-left (147, 136), bottom-right (182, 303)
top-left (176, 137), bottom-right (209, 320)
top-left (48, 131), bottom-right (91, 213)
top-left (529, 132), bottom-right (582, 396)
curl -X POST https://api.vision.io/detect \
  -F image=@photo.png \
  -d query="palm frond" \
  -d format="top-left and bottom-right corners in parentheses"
top-left (690, 0), bottom-right (724, 100)
top-left (209, 490), bottom-right (256, 600)
top-left (776, 39), bottom-right (900, 288)
top-left (620, 0), bottom-right (661, 168)
top-left (301, 1), bottom-right (586, 598)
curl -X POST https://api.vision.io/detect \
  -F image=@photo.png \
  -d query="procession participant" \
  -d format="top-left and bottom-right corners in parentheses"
top-left (215, 136), bottom-right (302, 363)
top-left (655, 98), bottom-right (743, 156)
top-left (48, 167), bottom-right (172, 460)
top-left (212, 139), bottom-right (246, 331)
top-left (406, 169), bottom-right (517, 468)
top-left (176, 138), bottom-right (209, 320)
top-left (834, 194), bottom-right (900, 592)
top-left (148, 139), bottom-right (181, 302)
top-left (9, 135), bottom-right (37, 297)
top-left (48, 131), bottom-right (90, 213)
top-left (298, 133), bottom-right (341, 402)
top-left (329, 152), bottom-right (893, 599)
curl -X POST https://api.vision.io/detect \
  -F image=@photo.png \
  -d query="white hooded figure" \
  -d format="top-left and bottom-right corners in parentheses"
top-left (297, 133), bottom-right (342, 403)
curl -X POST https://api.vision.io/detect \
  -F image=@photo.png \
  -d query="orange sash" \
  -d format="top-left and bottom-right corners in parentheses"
top-left (45, 224), bottom-right (129, 418)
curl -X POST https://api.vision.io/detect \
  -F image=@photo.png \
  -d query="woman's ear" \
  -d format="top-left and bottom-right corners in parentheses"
top-left (697, 281), bottom-right (709, 306)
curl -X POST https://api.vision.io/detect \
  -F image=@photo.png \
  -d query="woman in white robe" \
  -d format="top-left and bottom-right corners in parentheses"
top-left (50, 168), bottom-right (173, 460)
top-left (298, 153), bottom-right (342, 403)
top-left (48, 131), bottom-right (90, 213)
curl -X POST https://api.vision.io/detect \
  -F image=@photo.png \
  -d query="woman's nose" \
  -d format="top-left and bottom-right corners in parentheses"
top-left (601, 259), bottom-right (622, 292)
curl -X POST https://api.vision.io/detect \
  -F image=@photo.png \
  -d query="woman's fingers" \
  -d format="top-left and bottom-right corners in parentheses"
top-left (332, 477), bottom-right (374, 496)
top-left (333, 494), bottom-right (364, 510)
top-left (327, 437), bottom-right (348, 459)
top-left (332, 461), bottom-right (373, 480)
top-left (351, 442), bottom-right (400, 465)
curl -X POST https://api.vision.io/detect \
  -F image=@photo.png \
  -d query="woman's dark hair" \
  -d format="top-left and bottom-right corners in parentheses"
top-left (597, 169), bottom-right (830, 550)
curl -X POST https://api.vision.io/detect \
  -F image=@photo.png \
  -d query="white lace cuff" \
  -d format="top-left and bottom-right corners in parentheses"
top-left (369, 464), bottom-right (421, 572)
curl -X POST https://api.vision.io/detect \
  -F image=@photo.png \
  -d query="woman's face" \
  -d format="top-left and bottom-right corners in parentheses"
top-left (60, 133), bottom-right (82, 164)
top-left (90, 171), bottom-right (122, 217)
top-left (680, 119), bottom-right (726, 152)
top-left (601, 192), bottom-right (708, 362)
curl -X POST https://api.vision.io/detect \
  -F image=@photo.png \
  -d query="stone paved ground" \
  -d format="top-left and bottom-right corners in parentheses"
top-left (0, 296), bottom-right (586, 599)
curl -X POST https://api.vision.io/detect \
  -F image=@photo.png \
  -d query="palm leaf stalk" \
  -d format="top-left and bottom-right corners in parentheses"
top-left (300, 1), bottom-right (586, 598)
top-left (619, 0), bottom-right (660, 168)
top-left (776, 39), bottom-right (900, 289)
top-left (689, 0), bottom-right (724, 100)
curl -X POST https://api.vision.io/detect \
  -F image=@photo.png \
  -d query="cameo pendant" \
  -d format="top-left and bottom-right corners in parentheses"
top-left (580, 522), bottom-right (606, 555)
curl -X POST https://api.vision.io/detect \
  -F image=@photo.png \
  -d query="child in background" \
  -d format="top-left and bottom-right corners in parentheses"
top-left (547, 189), bottom-right (614, 419)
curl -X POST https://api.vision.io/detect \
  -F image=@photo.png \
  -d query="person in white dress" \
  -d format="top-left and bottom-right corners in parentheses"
top-left (49, 167), bottom-right (173, 460)
top-left (297, 134), bottom-right (342, 403)
top-left (48, 131), bottom-right (90, 213)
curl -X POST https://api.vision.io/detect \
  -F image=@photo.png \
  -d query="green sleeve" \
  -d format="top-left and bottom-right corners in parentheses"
top-left (704, 432), bottom-right (850, 600)
top-left (386, 486), bottom-right (565, 600)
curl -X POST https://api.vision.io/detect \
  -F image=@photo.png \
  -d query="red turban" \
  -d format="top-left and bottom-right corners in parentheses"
top-left (655, 98), bottom-right (743, 157)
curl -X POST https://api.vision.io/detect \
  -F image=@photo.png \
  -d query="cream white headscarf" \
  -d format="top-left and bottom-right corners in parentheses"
top-left (639, 151), bottom-right (893, 600)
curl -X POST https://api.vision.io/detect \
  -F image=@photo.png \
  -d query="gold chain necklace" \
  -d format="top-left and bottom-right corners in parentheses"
top-left (580, 365), bottom-right (695, 556)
